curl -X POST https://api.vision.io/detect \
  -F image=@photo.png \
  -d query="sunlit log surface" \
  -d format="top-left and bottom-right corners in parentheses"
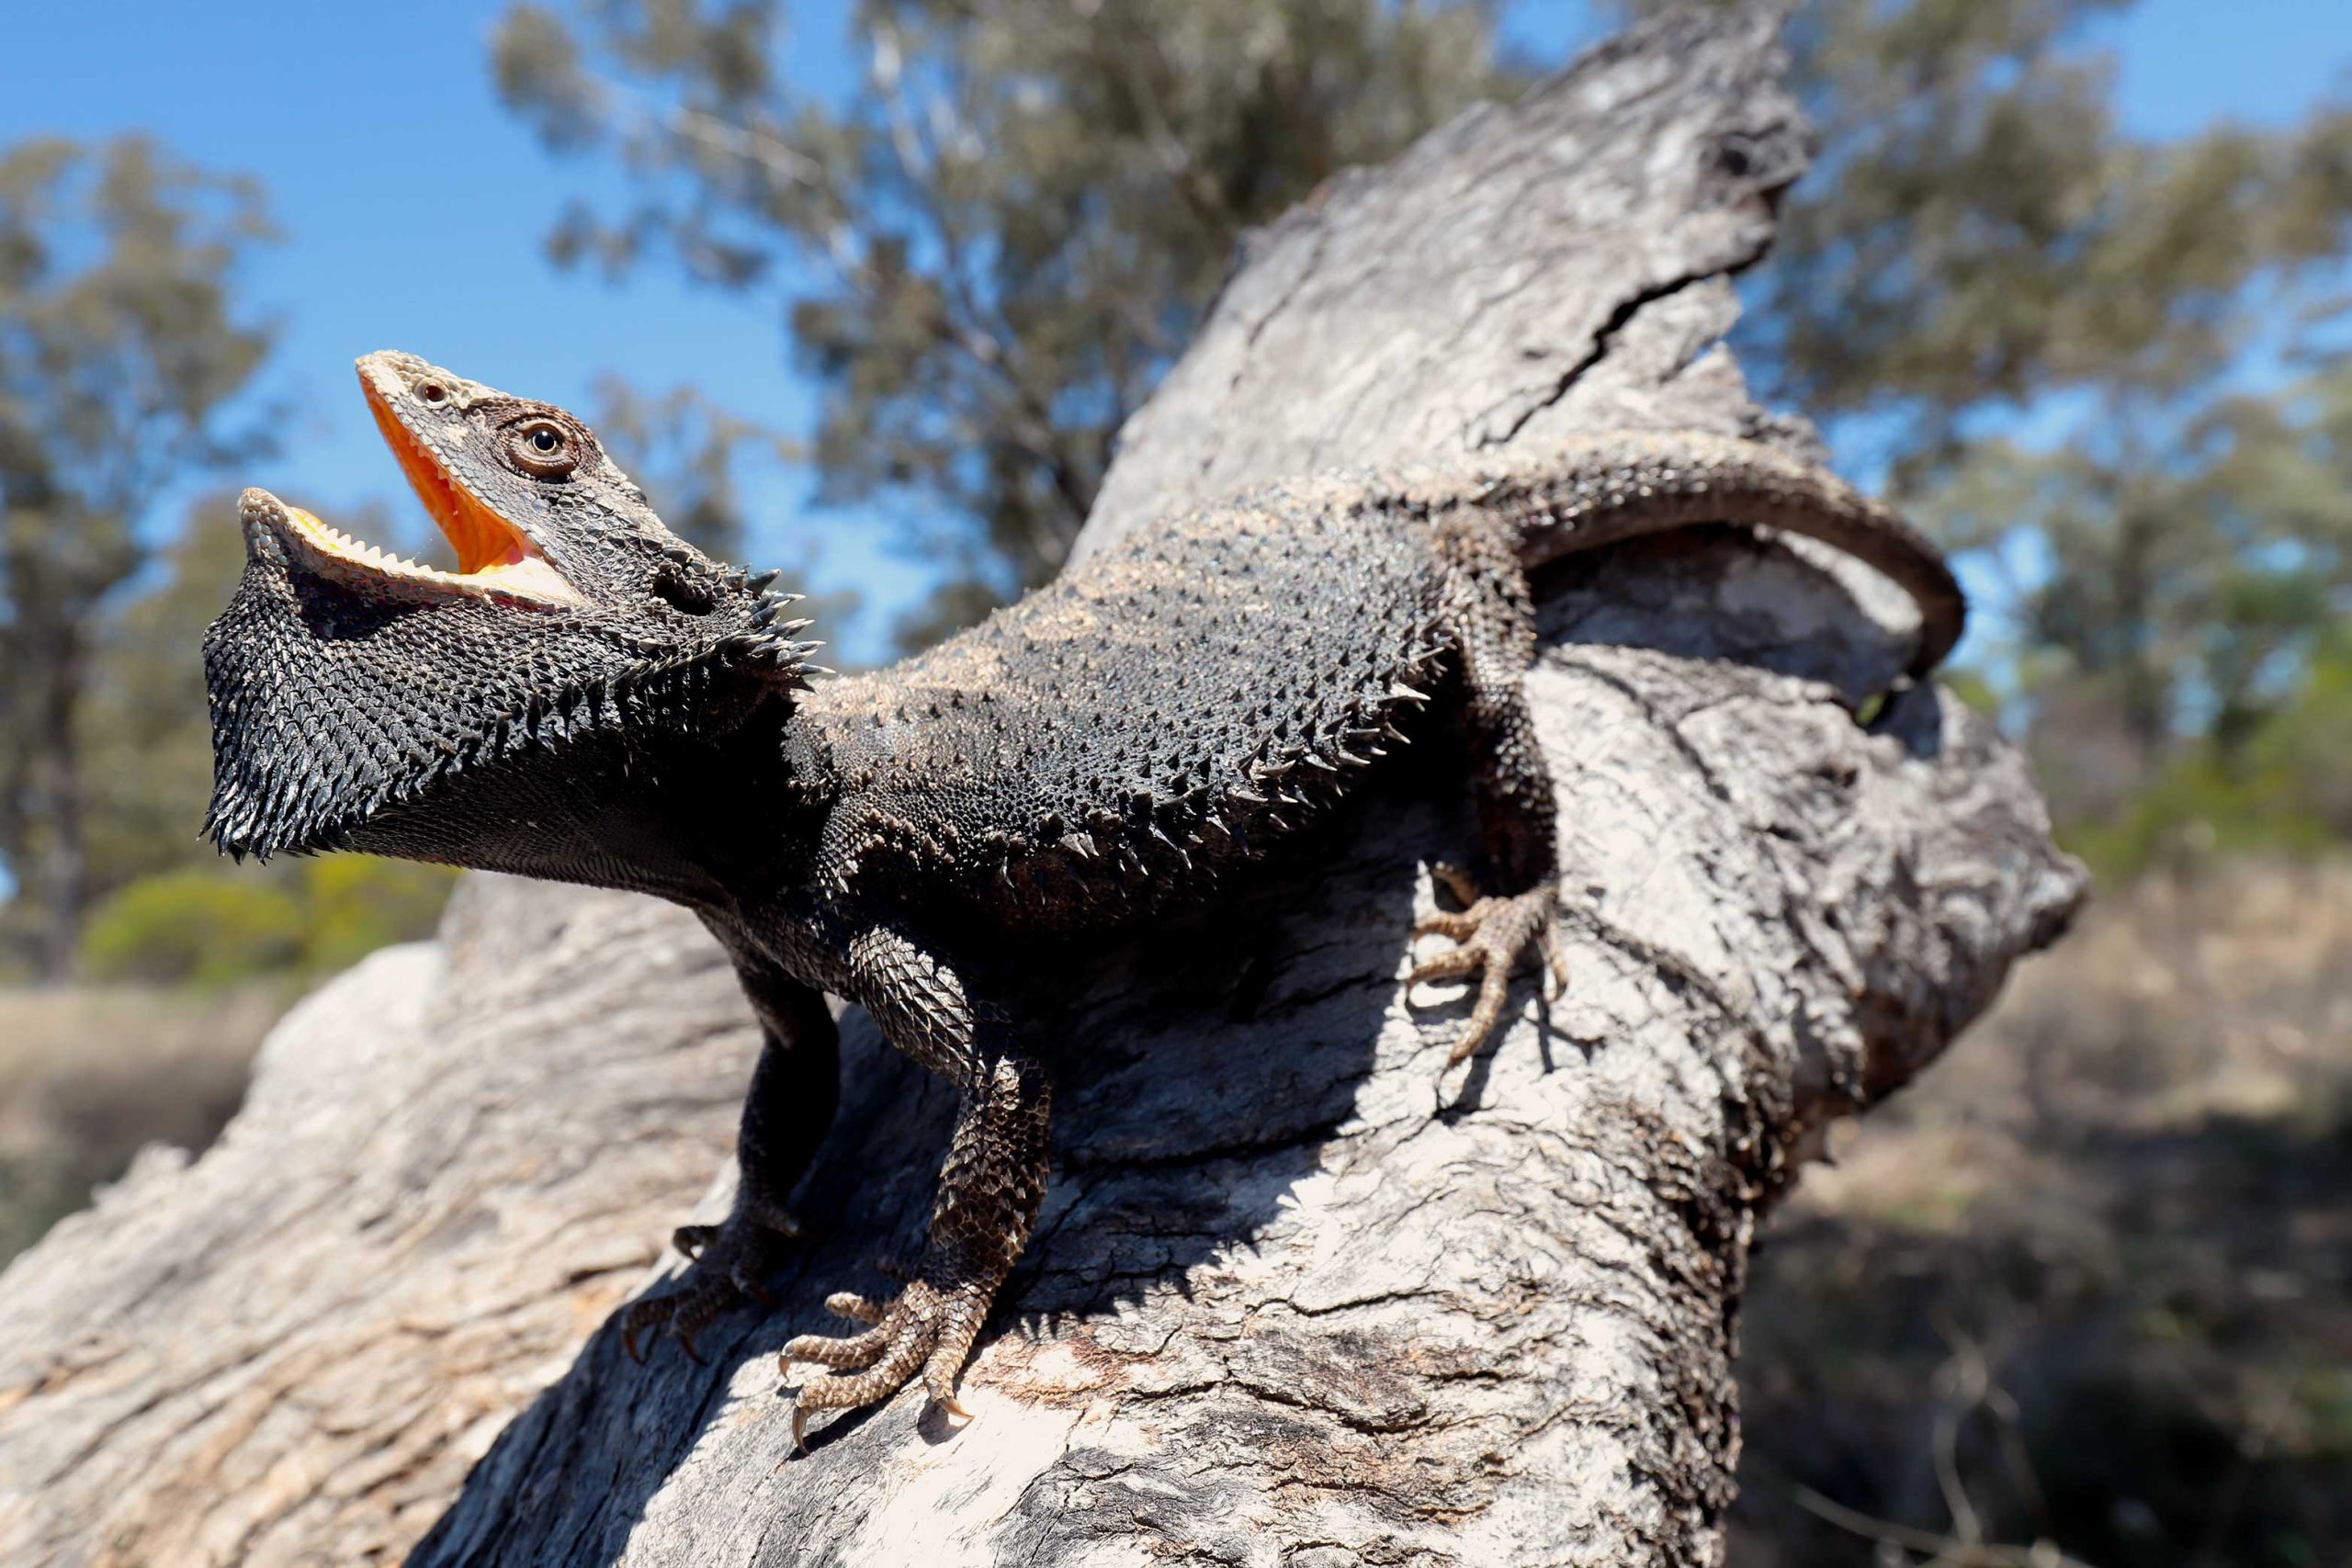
top-left (0, 11), bottom-right (2082, 1566)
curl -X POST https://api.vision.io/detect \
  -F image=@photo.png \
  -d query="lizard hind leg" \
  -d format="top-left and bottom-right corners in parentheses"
top-left (1408, 515), bottom-right (1572, 1066)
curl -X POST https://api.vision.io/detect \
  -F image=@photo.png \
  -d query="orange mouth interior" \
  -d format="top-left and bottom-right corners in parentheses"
top-left (361, 376), bottom-right (536, 574)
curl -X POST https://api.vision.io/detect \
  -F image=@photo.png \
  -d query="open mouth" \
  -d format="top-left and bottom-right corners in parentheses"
top-left (240, 370), bottom-right (580, 606)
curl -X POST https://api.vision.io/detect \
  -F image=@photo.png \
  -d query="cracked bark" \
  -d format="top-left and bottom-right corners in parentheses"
top-left (0, 11), bottom-right (2080, 1567)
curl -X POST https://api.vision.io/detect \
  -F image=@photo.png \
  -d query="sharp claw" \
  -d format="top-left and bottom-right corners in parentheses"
top-left (675, 1328), bottom-right (707, 1367)
top-left (1544, 930), bottom-right (1571, 989)
top-left (747, 1200), bottom-right (802, 1238)
top-left (1445, 974), bottom-right (1505, 1066)
top-left (1407, 949), bottom-right (1481, 987)
top-left (1430, 862), bottom-right (1482, 906)
top-left (936, 1393), bottom-right (972, 1424)
top-left (791, 1404), bottom-right (810, 1452)
top-left (826, 1292), bottom-right (886, 1325)
top-left (623, 1323), bottom-right (649, 1365)
top-left (1452, 964), bottom-right (1511, 1066)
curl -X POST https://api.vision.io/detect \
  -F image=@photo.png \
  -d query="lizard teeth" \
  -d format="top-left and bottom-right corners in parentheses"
top-left (259, 498), bottom-right (583, 606)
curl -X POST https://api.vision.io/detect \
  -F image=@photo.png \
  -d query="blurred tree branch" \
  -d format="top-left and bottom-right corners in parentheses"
top-left (492, 0), bottom-right (1531, 644)
top-left (0, 137), bottom-right (277, 979)
top-left (1633, 0), bottom-right (2352, 470)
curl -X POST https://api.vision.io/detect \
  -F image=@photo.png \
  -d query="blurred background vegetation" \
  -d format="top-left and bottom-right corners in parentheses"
top-left (0, 2), bottom-right (2346, 1562)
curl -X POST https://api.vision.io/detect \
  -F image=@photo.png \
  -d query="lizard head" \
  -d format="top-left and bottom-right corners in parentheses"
top-left (203, 350), bottom-right (820, 880)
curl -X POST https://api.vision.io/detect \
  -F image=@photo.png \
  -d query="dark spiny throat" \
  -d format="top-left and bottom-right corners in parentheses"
top-left (202, 350), bottom-right (822, 866)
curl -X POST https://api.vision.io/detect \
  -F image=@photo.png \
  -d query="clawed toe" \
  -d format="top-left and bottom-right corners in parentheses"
top-left (783, 1318), bottom-right (891, 1370)
top-left (1430, 861), bottom-right (1482, 907)
top-left (1407, 867), bottom-right (1567, 1066)
top-left (825, 1291), bottom-right (887, 1325)
top-left (781, 1275), bottom-right (995, 1446)
top-left (623, 1295), bottom-right (709, 1366)
top-left (621, 1205), bottom-right (799, 1367)
top-left (1405, 945), bottom-right (1483, 984)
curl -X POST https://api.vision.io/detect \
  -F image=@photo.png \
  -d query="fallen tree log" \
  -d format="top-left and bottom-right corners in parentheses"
top-left (0, 10), bottom-right (2083, 1566)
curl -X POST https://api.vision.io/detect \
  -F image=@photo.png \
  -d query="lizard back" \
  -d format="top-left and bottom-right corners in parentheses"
top-left (796, 476), bottom-right (1455, 923)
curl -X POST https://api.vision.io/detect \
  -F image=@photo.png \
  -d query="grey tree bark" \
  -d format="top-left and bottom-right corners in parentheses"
top-left (0, 11), bottom-right (2082, 1566)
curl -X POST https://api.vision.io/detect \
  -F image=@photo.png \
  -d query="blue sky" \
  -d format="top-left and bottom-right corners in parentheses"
top-left (4, 0), bottom-right (2347, 664)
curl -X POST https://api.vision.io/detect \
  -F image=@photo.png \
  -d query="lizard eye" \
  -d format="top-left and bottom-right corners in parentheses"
top-left (417, 381), bottom-right (448, 405)
top-left (505, 418), bottom-right (578, 479)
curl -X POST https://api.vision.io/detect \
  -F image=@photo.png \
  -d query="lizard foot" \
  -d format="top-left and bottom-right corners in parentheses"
top-left (621, 1199), bottom-right (800, 1366)
top-left (1407, 862), bottom-right (1568, 1066)
top-left (780, 1272), bottom-right (995, 1448)
top-left (779, 1051), bottom-right (1048, 1448)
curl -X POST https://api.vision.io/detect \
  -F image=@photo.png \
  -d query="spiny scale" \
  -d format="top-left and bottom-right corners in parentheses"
top-left (794, 473), bottom-right (1451, 919)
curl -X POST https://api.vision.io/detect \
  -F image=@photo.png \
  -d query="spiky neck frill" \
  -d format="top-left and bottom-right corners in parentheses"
top-left (201, 551), bottom-right (822, 861)
top-left (202, 349), bottom-right (825, 863)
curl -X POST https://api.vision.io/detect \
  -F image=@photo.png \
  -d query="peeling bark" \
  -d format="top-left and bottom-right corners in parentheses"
top-left (0, 11), bottom-right (2081, 1567)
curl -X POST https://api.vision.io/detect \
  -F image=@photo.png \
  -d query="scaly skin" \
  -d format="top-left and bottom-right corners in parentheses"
top-left (205, 352), bottom-right (1963, 1449)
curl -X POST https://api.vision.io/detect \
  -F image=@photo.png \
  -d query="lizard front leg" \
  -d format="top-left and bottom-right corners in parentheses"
top-left (782, 926), bottom-right (1049, 1446)
top-left (626, 963), bottom-right (838, 1363)
top-left (1410, 513), bottom-right (1571, 1065)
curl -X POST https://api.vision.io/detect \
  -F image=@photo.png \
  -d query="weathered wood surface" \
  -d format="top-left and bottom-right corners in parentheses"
top-left (0, 11), bottom-right (2082, 1566)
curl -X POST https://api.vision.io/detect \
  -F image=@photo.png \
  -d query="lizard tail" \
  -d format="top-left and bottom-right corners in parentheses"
top-left (1487, 431), bottom-right (1965, 679)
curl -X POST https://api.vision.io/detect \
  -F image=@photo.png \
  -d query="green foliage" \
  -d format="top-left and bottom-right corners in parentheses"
top-left (80, 869), bottom-right (304, 985)
top-left (2063, 628), bottom-right (2352, 880)
top-left (494, 0), bottom-right (1528, 644)
top-left (290, 858), bottom-right (464, 975)
top-left (0, 136), bottom-right (278, 976)
top-left (1629, 0), bottom-right (2352, 470)
top-left (79, 858), bottom-right (457, 986)
top-left (1922, 351), bottom-right (2352, 830)
top-left (77, 488), bottom-right (252, 899)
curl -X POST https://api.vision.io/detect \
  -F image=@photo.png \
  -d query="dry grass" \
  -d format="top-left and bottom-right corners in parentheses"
top-left (1733, 859), bottom-right (2352, 1568)
top-left (0, 985), bottom-right (288, 1265)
